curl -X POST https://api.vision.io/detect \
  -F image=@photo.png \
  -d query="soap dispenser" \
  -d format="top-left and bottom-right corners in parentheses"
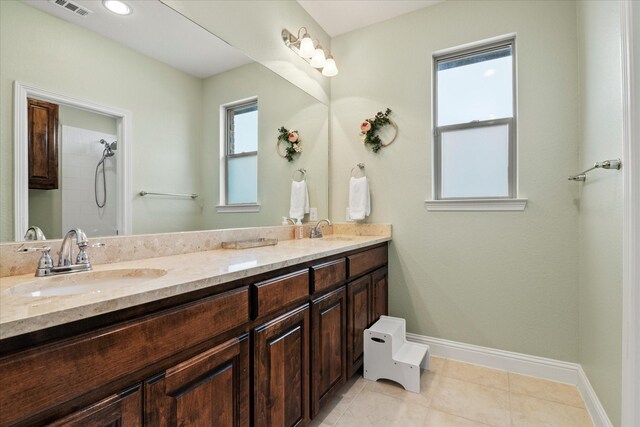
top-left (295, 219), bottom-right (304, 240)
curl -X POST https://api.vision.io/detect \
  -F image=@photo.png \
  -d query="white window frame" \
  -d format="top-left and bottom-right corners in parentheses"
top-left (426, 36), bottom-right (527, 211)
top-left (217, 97), bottom-right (260, 213)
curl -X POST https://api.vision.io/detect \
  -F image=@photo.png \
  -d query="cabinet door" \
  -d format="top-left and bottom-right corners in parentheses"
top-left (28, 98), bottom-right (58, 189)
top-left (48, 385), bottom-right (141, 427)
top-left (347, 275), bottom-right (371, 377)
top-left (311, 287), bottom-right (347, 417)
top-left (144, 335), bottom-right (250, 427)
top-left (254, 304), bottom-right (310, 427)
top-left (371, 267), bottom-right (388, 324)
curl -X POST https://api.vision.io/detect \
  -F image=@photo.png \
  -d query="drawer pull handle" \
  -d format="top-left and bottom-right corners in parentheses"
top-left (371, 337), bottom-right (385, 344)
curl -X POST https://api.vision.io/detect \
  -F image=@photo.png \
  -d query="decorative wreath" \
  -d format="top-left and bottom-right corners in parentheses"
top-left (277, 126), bottom-right (302, 162)
top-left (359, 108), bottom-right (398, 153)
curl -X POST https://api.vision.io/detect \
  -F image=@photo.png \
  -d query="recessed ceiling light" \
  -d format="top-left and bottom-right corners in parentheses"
top-left (103, 0), bottom-right (131, 16)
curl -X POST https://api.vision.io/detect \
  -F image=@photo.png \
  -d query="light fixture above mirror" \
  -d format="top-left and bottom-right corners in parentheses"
top-left (282, 27), bottom-right (338, 77)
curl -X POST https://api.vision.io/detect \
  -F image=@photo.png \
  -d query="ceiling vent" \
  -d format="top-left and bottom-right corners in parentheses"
top-left (49, 0), bottom-right (93, 17)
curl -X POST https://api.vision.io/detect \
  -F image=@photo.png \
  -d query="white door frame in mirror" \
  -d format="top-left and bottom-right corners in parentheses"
top-left (621, 1), bottom-right (639, 426)
top-left (13, 81), bottom-right (132, 241)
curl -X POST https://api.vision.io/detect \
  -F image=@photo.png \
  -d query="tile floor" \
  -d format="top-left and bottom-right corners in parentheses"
top-left (310, 357), bottom-right (594, 427)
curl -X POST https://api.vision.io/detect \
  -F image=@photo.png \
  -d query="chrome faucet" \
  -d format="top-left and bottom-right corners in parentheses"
top-left (18, 228), bottom-right (104, 277)
top-left (24, 226), bottom-right (46, 241)
top-left (311, 219), bottom-right (332, 239)
top-left (58, 228), bottom-right (89, 267)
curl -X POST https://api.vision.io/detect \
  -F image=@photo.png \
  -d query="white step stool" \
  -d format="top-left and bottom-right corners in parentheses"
top-left (363, 315), bottom-right (430, 393)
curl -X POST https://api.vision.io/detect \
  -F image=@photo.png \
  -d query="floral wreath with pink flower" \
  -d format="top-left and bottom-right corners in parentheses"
top-left (277, 126), bottom-right (302, 162)
top-left (359, 108), bottom-right (397, 153)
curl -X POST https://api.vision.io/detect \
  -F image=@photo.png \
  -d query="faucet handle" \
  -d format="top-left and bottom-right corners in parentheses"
top-left (37, 247), bottom-right (54, 272)
top-left (17, 245), bottom-right (50, 253)
top-left (76, 240), bottom-right (89, 265)
top-left (76, 242), bottom-right (106, 265)
top-left (17, 246), bottom-right (53, 275)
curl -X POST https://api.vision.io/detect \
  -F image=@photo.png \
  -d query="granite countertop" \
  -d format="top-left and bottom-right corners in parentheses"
top-left (0, 234), bottom-right (390, 340)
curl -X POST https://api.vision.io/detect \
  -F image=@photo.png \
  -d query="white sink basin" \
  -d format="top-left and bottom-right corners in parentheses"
top-left (5, 268), bottom-right (168, 297)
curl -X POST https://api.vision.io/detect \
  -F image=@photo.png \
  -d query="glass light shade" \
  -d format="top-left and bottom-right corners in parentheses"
top-left (298, 35), bottom-right (315, 58)
top-left (310, 49), bottom-right (326, 68)
top-left (321, 57), bottom-right (338, 77)
top-left (103, 0), bottom-right (131, 15)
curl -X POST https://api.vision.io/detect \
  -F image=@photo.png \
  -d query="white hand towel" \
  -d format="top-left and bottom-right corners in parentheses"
top-left (289, 179), bottom-right (309, 220)
top-left (348, 176), bottom-right (370, 220)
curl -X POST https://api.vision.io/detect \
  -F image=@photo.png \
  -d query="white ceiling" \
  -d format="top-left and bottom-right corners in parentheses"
top-left (296, 0), bottom-right (443, 37)
top-left (22, 0), bottom-right (443, 77)
top-left (22, 0), bottom-right (252, 78)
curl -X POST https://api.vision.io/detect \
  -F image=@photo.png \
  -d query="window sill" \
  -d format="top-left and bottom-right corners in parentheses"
top-left (424, 198), bottom-right (528, 211)
top-left (216, 203), bottom-right (261, 213)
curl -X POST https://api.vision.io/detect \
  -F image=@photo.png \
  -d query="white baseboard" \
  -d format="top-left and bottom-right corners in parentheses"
top-left (406, 333), bottom-right (613, 427)
top-left (576, 365), bottom-right (615, 427)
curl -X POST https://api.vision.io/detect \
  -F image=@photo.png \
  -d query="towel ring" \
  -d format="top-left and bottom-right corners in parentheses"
top-left (293, 168), bottom-right (306, 182)
top-left (350, 163), bottom-right (366, 178)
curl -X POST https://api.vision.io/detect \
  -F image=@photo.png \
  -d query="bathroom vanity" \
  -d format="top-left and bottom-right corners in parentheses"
top-left (0, 227), bottom-right (390, 426)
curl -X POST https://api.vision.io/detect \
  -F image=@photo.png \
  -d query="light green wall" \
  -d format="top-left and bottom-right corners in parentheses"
top-left (202, 63), bottom-right (328, 229)
top-left (0, 0), bottom-right (203, 241)
top-left (59, 106), bottom-right (117, 135)
top-left (162, 0), bottom-right (331, 105)
top-left (330, 0), bottom-right (581, 361)
top-left (577, 2), bottom-right (623, 425)
top-left (28, 189), bottom-right (61, 240)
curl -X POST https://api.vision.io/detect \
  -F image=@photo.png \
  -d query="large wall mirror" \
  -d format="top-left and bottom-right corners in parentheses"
top-left (0, 0), bottom-right (329, 242)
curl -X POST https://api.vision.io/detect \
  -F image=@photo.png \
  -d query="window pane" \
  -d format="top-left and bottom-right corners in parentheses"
top-left (441, 124), bottom-right (509, 198)
top-left (227, 154), bottom-right (257, 204)
top-left (230, 105), bottom-right (257, 154)
top-left (437, 46), bottom-right (512, 126)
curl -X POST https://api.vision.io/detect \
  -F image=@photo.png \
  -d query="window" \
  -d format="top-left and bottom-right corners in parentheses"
top-left (220, 99), bottom-right (258, 210)
top-left (430, 38), bottom-right (525, 210)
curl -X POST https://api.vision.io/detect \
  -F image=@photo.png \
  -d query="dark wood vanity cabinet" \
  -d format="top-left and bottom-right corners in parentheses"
top-left (0, 243), bottom-right (388, 427)
top-left (254, 304), bottom-right (310, 427)
top-left (145, 335), bottom-right (250, 427)
top-left (48, 385), bottom-right (142, 427)
top-left (346, 267), bottom-right (389, 377)
top-left (371, 267), bottom-right (389, 324)
top-left (346, 246), bottom-right (389, 377)
top-left (28, 98), bottom-right (59, 190)
top-left (311, 286), bottom-right (347, 417)
top-left (347, 274), bottom-right (372, 377)
top-left (0, 287), bottom-right (250, 426)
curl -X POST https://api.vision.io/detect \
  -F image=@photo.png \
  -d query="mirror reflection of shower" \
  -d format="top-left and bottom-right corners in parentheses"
top-left (60, 126), bottom-right (119, 237)
top-left (95, 139), bottom-right (117, 208)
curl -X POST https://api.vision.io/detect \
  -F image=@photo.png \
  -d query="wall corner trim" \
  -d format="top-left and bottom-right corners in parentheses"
top-left (406, 333), bottom-right (613, 427)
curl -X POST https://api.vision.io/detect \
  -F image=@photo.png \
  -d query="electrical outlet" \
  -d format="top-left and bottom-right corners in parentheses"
top-left (309, 207), bottom-right (318, 221)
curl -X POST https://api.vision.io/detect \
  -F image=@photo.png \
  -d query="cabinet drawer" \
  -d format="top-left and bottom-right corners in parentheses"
top-left (347, 245), bottom-right (388, 278)
top-left (49, 385), bottom-right (142, 426)
top-left (311, 259), bottom-right (346, 294)
top-left (253, 270), bottom-right (309, 319)
top-left (0, 287), bottom-right (249, 426)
